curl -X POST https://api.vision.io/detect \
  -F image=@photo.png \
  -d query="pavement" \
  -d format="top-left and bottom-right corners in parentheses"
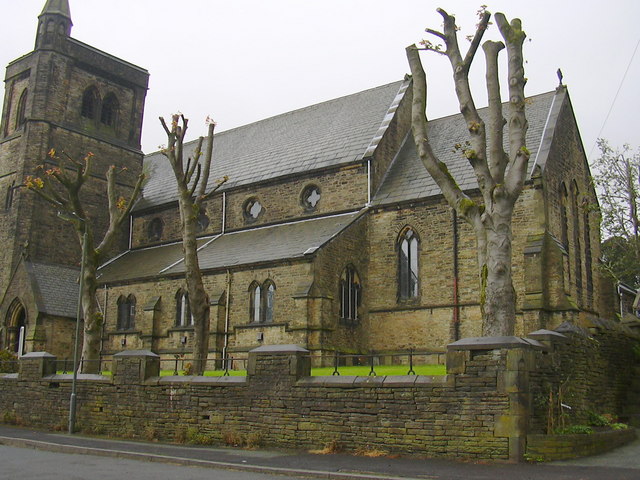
top-left (0, 424), bottom-right (639, 480)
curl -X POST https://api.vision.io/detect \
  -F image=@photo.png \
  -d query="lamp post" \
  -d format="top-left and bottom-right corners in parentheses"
top-left (59, 211), bottom-right (87, 435)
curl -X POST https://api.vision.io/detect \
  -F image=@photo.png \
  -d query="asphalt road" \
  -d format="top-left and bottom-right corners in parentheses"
top-left (0, 445), bottom-right (305, 480)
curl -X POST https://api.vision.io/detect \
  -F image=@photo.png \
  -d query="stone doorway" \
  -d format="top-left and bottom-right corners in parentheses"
top-left (6, 299), bottom-right (26, 355)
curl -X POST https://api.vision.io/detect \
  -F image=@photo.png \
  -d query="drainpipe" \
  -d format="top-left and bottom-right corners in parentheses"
top-left (101, 286), bottom-right (109, 354)
top-left (366, 159), bottom-right (372, 206)
top-left (222, 192), bottom-right (227, 234)
top-left (222, 269), bottom-right (231, 365)
top-left (128, 214), bottom-right (133, 249)
top-left (452, 209), bottom-right (460, 341)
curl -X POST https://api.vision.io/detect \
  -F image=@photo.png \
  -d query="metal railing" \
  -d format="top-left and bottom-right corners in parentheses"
top-left (314, 349), bottom-right (445, 376)
top-left (56, 358), bottom-right (112, 375)
top-left (159, 356), bottom-right (248, 376)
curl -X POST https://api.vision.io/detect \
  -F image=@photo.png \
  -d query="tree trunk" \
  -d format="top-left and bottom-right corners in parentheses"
top-left (80, 250), bottom-right (101, 374)
top-left (179, 193), bottom-right (210, 375)
top-left (480, 212), bottom-right (516, 336)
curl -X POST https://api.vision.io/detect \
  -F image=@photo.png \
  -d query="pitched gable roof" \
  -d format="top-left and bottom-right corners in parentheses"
top-left (136, 81), bottom-right (408, 211)
top-left (99, 211), bottom-right (364, 284)
top-left (27, 262), bottom-right (79, 318)
top-left (372, 89), bottom-right (562, 206)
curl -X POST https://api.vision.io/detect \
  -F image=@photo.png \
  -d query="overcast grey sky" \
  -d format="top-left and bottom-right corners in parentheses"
top-left (3, 1), bottom-right (640, 162)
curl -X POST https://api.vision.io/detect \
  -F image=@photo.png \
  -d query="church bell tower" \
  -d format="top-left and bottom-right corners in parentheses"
top-left (0, 1), bottom-right (149, 351)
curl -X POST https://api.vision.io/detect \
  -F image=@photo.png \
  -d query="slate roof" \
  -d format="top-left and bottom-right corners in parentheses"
top-left (27, 262), bottom-right (79, 319)
top-left (97, 238), bottom-right (208, 284)
top-left (136, 81), bottom-right (408, 211)
top-left (372, 89), bottom-right (561, 205)
top-left (99, 211), bottom-right (363, 283)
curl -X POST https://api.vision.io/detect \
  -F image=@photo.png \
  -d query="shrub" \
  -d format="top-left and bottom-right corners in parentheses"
top-left (245, 432), bottom-right (263, 449)
top-left (587, 411), bottom-right (611, 427)
top-left (186, 427), bottom-right (215, 445)
top-left (174, 426), bottom-right (187, 444)
top-left (555, 425), bottom-right (594, 435)
top-left (0, 350), bottom-right (18, 373)
top-left (222, 429), bottom-right (244, 447)
top-left (611, 423), bottom-right (630, 431)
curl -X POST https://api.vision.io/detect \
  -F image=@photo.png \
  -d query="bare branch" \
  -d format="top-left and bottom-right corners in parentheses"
top-left (200, 175), bottom-right (229, 202)
top-left (406, 44), bottom-right (480, 222)
top-left (464, 11), bottom-right (491, 67)
top-left (483, 40), bottom-right (508, 182)
top-left (495, 12), bottom-right (529, 199)
top-left (195, 122), bottom-right (216, 205)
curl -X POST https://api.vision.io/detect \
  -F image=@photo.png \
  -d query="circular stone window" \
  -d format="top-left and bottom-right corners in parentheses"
top-left (243, 197), bottom-right (263, 221)
top-left (301, 185), bottom-right (321, 211)
top-left (196, 211), bottom-right (210, 232)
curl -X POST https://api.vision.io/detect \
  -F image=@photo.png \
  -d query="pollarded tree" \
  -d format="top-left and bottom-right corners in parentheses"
top-left (593, 139), bottom-right (640, 288)
top-left (25, 149), bottom-right (144, 373)
top-left (406, 8), bottom-right (528, 336)
top-left (160, 115), bottom-right (227, 375)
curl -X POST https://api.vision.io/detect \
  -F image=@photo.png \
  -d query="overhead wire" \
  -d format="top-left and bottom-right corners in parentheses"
top-left (589, 37), bottom-right (640, 160)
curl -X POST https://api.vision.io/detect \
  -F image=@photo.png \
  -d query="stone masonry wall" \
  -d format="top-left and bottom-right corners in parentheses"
top-left (0, 345), bottom-right (514, 460)
top-left (528, 322), bottom-right (640, 433)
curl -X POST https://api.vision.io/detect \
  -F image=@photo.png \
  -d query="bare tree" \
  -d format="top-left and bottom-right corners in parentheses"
top-left (25, 149), bottom-right (144, 373)
top-left (593, 139), bottom-right (640, 288)
top-left (160, 115), bottom-right (227, 375)
top-left (406, 7), bottom-right (528, 336)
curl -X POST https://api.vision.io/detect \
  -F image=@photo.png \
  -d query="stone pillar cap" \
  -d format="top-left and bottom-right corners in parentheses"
top-left (20, 352), bottom-right (56, 358)
top-left (113, 350), bottom-right (159, 358)
top-left (527, 329), bottom-right (569, 342)
top-left (249, 344), bottom-right (309, 354)
top-left (447, 336), bottom-right (546, 351)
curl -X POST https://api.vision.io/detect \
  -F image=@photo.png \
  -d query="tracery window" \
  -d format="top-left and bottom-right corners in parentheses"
top-left (175, 289), bottom-right (193, 327)
top-left (571, 181), bottom-right (583, 299)
top-left (301, 184), bottom-right (321, 211)
top-left (340, 265), bottom-right (361, 323)
top-left (81, 87), bottom-right (100, 120)
top-left (243, 197), bottom-right (263, 222)
top-left (100, 93), bottom-right (119, 127)
top-left (398, 227), bottom-right (419, 300)
top-left (249, 280), bottom-right (276, 323)
top-left (15, 89), bottom-right (27, 129)
top-left (116, 294), bottom-right (136, 330)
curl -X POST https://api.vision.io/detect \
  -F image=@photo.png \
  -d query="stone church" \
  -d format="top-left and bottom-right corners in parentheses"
top-left (0, 1), bottom-right (604, 365)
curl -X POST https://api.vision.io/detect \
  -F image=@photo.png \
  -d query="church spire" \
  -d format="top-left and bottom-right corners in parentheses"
top-left (36, 0), bottom-right (73, 49)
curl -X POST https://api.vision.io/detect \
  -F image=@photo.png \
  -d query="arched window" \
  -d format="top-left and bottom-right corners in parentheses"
top-left (148, 217), bottom-right (163, 242)
top-left (15, 89), bottom-right (27, 129)
top-left (249, 280), bottom-right (276, 323)
top-left (4, 181), bottom-right (15, 211)
top-left (559, 183), bottom-right (569, 249)
top-left (175, 289), bottom-right (193, 327)
top-left (340, 266), bottom-right (361, 323)
top-left (116, 294), bottom-right (136, 330)
top-left (81, 87), bottom-right (100, 120)
top-left (398, 227), bottom-right (419, 300)
top-left (571, 181), bottom-right (583, 300)
top-left (100, 93), bottom-right (118, 127)
top-left (263, 281), bottom-right (275, 323)
top-left (250, 282), bottom-right (261, 323)
top-left (583, 204), bottom-right (594, 297)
